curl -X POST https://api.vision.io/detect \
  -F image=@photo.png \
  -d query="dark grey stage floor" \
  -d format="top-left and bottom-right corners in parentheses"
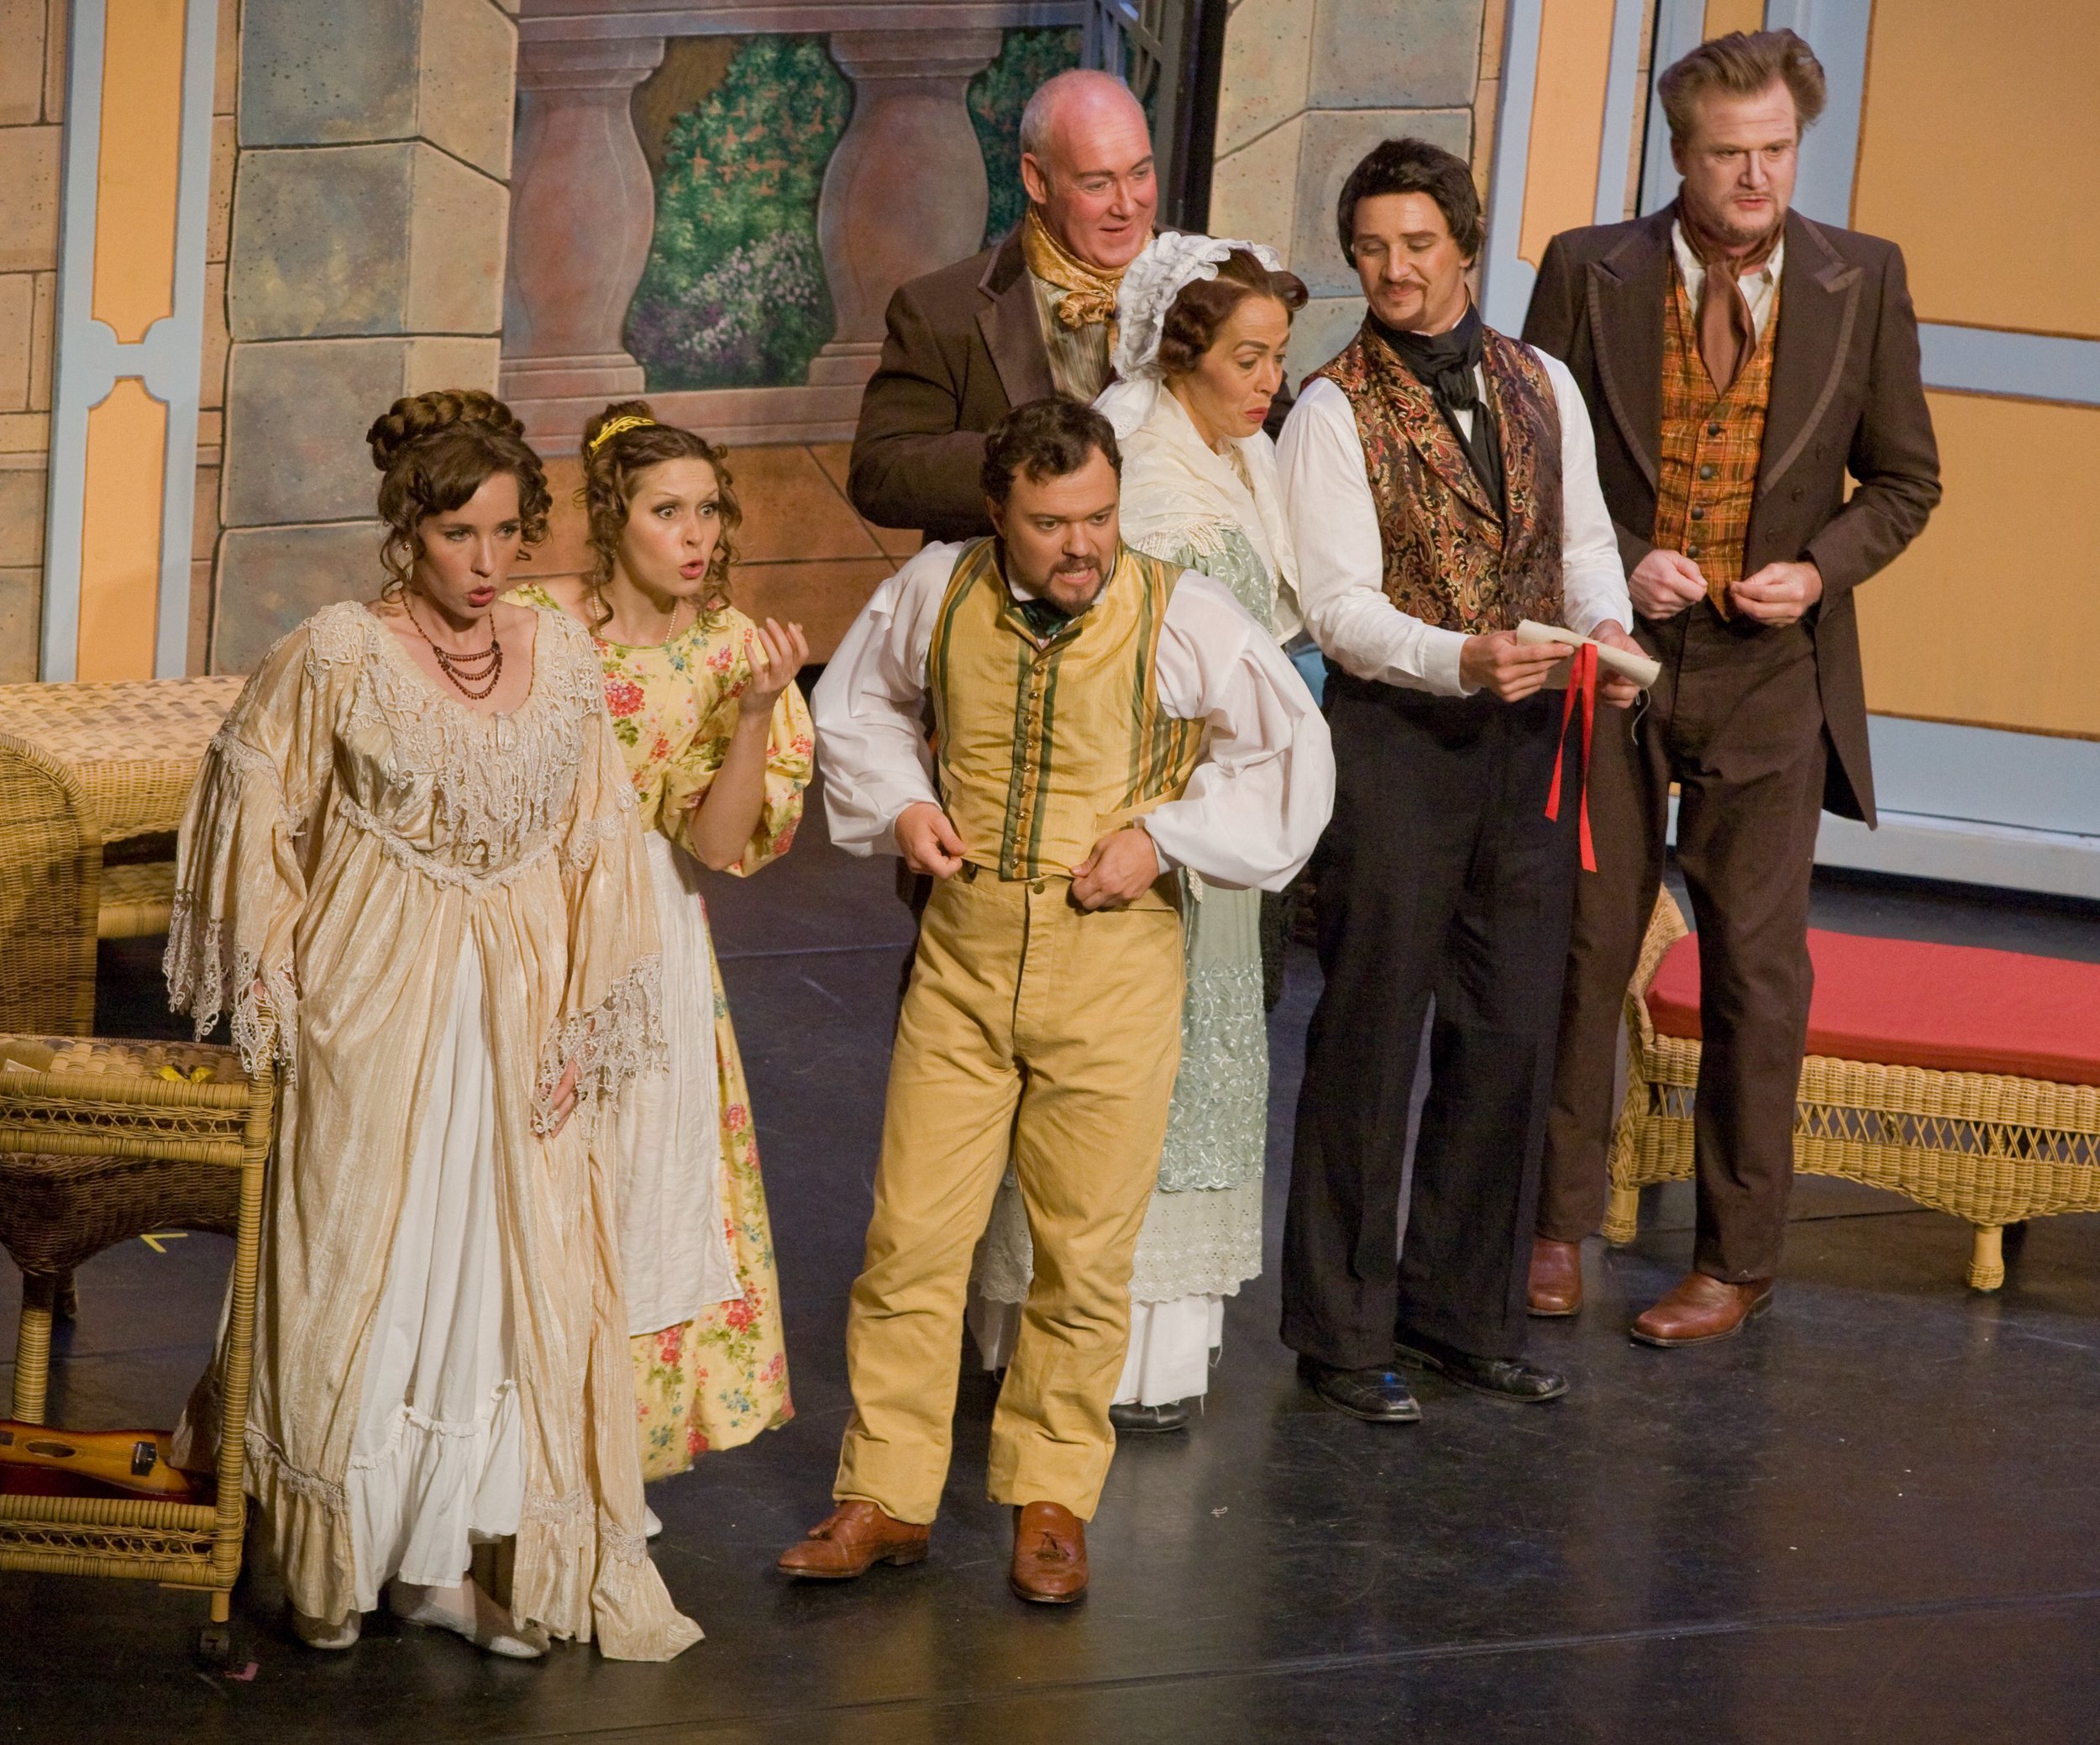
top-left (6, 796), bottom-right (2100, 1744)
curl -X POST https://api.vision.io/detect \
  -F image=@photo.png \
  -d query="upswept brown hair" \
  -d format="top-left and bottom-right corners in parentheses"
top-left (366, 389), bottom-right (551, 599)
top-left (1657, 29), bottom-right (1826, 144)
top-left (578, 398), bottom-right (741, 629)
top-left (1156, 250), bottom-right (1310, 381)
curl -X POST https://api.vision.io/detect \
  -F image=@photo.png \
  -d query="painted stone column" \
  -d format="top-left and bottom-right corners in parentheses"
top-left (217, 0), bottom-right (517, 673)
top-left (499, 34), bottom-right (666, 406)
top-left (808, 29), bottom-right (1002, 387)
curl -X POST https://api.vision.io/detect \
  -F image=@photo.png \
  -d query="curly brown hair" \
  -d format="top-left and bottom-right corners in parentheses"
top-left (365, 389), bottom-right (551, 599)
top-left (1155, 250), bottom-right (1309, 381)
top-left (1336, 137), bottom-right (1483, 265)
top-left (578, 399), bottom-right (741, 630)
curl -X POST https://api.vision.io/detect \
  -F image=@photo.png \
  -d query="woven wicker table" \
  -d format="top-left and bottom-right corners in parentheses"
top-left (0, 1033), bottom-right (273, 1662)
top-left (0, 677), bottom-right (244, 848)
top-left (1605, 894), bottom-right (2100, 1290)
top-left (0, 676), bottom-right (244, 1021)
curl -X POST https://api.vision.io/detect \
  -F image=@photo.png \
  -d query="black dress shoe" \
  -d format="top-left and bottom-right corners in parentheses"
top-left (1394, 1331), bottom-right (1568, 1403)
top-left (1110, 1400), bottom-right (1189, 1434)
top-left (1297, 1356), bottom-right (1421, 1423)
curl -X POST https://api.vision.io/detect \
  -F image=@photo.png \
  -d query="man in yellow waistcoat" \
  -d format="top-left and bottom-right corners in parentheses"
top-left (795, 399), bottom-right (1331, 1604)
top-left (1522, 30), bottom-right (1939, 1343)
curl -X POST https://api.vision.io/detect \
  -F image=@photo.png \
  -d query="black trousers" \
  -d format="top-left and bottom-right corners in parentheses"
top-left (1281, 673), bottom-right (1580, 1367)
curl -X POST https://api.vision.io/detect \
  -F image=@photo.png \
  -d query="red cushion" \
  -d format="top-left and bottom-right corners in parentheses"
top-left (1645, 928), bottom-right (2100, 1087)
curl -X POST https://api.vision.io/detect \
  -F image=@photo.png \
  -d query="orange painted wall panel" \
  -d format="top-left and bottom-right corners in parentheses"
top-left (77, 379), bottom-right (167, 682)
top-left (1851, 3), bottom-right (2100, 339)
top-left (1857, 392), bottom-right (2100, 739)
top-left (91, 0), bottom-right (186, 344)
top-left (1518, 0), bottom-right (1615, 270)
top-left (1702, 0), bottom-right (1765, 41)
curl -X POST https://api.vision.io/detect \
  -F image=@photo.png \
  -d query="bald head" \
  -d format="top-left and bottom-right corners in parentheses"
top-left (1018, 70), bottom-right (1158, 271)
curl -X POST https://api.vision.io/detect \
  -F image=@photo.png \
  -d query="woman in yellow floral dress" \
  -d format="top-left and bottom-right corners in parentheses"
top-left (511, 399), bottom-right (810, 1490)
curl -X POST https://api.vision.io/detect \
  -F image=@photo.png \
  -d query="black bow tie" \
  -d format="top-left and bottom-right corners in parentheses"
top-left (1371, 304), bottom-right (1505, 518)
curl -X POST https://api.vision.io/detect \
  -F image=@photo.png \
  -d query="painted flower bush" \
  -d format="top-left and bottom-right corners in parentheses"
top-left (626, 35), bottom-right (853, 390)
top-left (627, 27), bottom-right (1096, 386)
top-left (969, 27), bottom-right (1084, 248)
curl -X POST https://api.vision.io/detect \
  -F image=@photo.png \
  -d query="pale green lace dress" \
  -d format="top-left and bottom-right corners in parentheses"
top-left (975, 523), bottom-right (1275, 1307)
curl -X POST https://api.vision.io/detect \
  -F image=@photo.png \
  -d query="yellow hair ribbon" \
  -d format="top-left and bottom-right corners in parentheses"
top-left (586, 413), bottom-right (657, 455)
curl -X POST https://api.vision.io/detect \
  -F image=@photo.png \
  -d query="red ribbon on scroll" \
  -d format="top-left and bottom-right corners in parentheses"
top-left (1545, 640), bottom-right (1598, 872)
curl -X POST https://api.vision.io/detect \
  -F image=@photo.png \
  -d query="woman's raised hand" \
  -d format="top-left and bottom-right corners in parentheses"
top-left (739, 618), bottom-right (811, 717)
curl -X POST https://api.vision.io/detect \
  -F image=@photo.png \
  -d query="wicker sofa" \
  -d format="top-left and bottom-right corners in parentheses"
top-left (1605, 893), bottom-right (2100, 1290)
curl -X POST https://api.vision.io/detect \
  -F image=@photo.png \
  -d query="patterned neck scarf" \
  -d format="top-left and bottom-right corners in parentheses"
top-left (1021, 207), bottom-right (1135, 337)
top-left (1677, 201), bottom-right (1784, 394)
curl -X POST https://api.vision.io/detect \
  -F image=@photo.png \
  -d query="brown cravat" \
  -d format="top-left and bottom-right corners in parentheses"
top-left (1679, 208), bottom-right (1782, 395)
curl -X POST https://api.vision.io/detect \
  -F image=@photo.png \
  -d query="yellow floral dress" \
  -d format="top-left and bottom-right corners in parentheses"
top-left (512, 585), bottom-right (809, 1479)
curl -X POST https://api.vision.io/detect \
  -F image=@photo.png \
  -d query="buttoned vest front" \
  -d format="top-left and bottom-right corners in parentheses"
top-left (1652, 265), bottom-right (1780, 595)
top-left (926, 538), bottom-right (1203, 895)
top-left (1311, 323), bottom-right (1564, 635)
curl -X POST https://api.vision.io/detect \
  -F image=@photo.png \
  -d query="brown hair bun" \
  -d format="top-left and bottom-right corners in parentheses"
top-left (366, 389), bottom-right (551, 597)
top-left (1155, 250), bottom-right (1309, 382)
top-left (577, 398), bottom-right (742, 628)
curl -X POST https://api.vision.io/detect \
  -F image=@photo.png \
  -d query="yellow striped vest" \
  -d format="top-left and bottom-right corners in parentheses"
top-left (927, 538), bottom-right (1204, 895)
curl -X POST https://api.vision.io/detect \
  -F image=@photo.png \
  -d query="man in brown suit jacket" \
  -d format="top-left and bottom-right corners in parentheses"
top-left (1520, 29), bottom-right (1940, 1345)
top-left (848, 70), bottom-right (1158, 540)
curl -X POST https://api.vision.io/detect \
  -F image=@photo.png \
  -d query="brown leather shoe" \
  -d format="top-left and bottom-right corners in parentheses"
top-left (1009, 1501), bottom-right (1089, 1605)
top-left (1527, 1238), bottom-right (1583, 1317)
top-left (776, 1501), bottom-right (930, 1580)
top-left (1629, 1273), bottom-right (1774, 1348)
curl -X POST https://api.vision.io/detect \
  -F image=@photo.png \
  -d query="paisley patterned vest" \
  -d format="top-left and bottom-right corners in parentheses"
top-left (926, 537), bottom-right (1203, 897)
top-left (1312, 322), bottom-right (1564, 635)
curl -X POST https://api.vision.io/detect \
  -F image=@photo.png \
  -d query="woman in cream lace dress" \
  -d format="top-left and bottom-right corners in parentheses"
top-left (969, 238), bottom-right (1311, 1431)
top-left (512, 399), bottom-right (810, 1494)
top-left (167, 392), bottom-right (698, 1661)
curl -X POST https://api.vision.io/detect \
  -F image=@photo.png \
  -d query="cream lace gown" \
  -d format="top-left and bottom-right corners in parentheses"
top-left (165, 601), bottom-right (699, 1658)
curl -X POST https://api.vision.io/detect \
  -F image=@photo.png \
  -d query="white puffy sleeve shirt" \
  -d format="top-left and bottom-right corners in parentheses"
top-left (1277, 347), bottom-right (1632, 697)
top-left (811, 541), bottom-right (1336, 892)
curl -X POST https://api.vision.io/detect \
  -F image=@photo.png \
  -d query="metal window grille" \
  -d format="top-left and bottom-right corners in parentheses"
top-left (1080, 0), bottom-right (1227, 230)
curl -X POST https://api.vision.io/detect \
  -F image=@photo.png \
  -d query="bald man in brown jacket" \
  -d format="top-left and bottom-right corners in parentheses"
top-left (848, 70), bottom-right (1158, 539)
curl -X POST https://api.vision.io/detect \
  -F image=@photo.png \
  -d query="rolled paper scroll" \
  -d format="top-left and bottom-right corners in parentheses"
top-left (1515, 619), bottom-right (1662, 691)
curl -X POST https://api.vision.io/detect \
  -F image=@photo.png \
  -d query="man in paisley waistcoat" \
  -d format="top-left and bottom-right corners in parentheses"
top-left (1522, 31), bottom-right (1939, 1347)
top-left (1277, 139), bottom-right (1641, 1423)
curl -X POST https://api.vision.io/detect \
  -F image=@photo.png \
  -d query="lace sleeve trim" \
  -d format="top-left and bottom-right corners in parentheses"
top-left (163, 731), bottom-right (303, 1075)
top-left (163, 896), bottom-right (298, 1077)
top-left (531, 953), bottom-right (667, 1137)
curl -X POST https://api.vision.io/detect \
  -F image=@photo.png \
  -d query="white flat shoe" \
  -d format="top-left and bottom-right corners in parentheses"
top-left (643, 1506), bottom-right (664, 1539)
top-left (389, 1578), bottom-right (550, 1660)
top-left (291, 1606), bottom-right (361, 1650)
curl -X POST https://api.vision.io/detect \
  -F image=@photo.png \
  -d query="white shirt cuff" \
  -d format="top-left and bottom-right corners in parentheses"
top-left (1425, 626), bottom-right (1473, 696)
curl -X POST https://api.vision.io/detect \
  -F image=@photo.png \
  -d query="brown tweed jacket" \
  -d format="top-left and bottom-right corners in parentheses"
top-left (1523, 202), bottom-right (1940, 823)
top-left (847, 230), bottom-right (1056, 544)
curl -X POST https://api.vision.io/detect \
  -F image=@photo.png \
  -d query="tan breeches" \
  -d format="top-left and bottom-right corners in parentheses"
top-left (833, 868), bottom-right (1184, 1523)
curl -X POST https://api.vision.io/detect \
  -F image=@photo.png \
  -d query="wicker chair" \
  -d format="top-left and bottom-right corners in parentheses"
top-left (0, 733), bottom-right (99, 1036)
top-left (1605, 892), bottom-right (2100, 1290)
top-left (0, 1034), bottom-right (272, 1660)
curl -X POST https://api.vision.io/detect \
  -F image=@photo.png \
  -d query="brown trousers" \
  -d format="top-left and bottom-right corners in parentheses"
top-left (1537, 605), bottom-right (1828, 1281)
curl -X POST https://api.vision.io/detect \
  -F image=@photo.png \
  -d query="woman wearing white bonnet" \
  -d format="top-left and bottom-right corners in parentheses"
top-left (968, 231), bottom-right (1313, 1432)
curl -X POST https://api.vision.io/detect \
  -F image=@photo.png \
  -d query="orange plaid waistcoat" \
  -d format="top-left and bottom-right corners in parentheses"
top-left (1653, 265), bottom-right (1779, 612)
top-left (1312, 322), bottom-right (1564, 635)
